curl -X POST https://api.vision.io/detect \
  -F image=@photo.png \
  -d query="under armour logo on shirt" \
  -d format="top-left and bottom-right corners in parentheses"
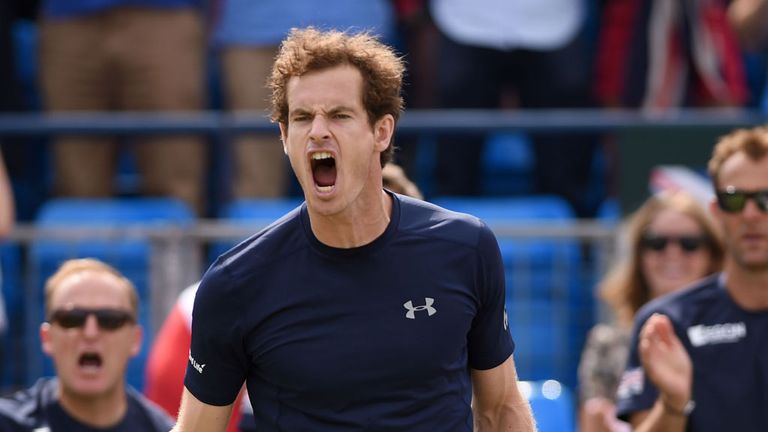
top-left (404, 298), bottom-right (437, 319)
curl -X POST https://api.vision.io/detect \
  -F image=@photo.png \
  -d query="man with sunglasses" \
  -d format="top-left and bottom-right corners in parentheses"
top-left (615, 126), bottom-right (768, 431)
top-left (0, 258), bottom-right (173, 431)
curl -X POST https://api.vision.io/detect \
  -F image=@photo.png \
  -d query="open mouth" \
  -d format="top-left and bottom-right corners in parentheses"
top-left (78, 352), bottom-right (103, 371)
top-left (311, 151), bottom-right (337, 192)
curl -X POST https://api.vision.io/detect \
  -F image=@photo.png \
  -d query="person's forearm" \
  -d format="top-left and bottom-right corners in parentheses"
top-left (473, 399), bottom-right (537, 432)
top-left (0, 152), bottom-right (14, 238)
top-left (632, 399), bottom-right (689, 432)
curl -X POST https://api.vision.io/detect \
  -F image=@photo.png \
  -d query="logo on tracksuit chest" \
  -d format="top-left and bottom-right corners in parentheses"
top-left (403, 297), bottom-right (437, 319)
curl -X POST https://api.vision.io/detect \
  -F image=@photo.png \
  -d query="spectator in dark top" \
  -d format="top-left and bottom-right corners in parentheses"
top-left (615, 126), bottom-right (768, 431)
top-left (0, 258), bottom-right (173, 431)
top-left (578, 190), bottom-right (723, 432)
top-left (427, 0), bottom-right (599, 217)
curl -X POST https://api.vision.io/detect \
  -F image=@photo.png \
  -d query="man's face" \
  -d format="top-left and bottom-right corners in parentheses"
top-left (41, 271), bottom-right (141, 398)
top-left (711, 153), bottom-right (768, 271)
top-left (279, 64), bottom-right (393, 217)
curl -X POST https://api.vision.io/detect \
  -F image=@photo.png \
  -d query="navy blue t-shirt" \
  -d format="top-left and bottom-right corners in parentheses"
top-left (185, 193), bottom-right (514, 431)
top-left (616, 273), bottom-right (768, 431)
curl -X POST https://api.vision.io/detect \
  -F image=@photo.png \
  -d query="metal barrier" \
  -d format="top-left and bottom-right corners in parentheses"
top-left (1, 220), bottom-right (618, 391)
top-left (0, 108), bottom-right (765, 136)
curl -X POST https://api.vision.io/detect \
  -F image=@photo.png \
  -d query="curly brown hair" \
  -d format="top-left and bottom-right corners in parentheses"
top-left (599, 191), bottom-right (724, 327)
top-left (708, 125), bottom-right (768, 189)
top-left (269, 27), bottom-right (405, 167)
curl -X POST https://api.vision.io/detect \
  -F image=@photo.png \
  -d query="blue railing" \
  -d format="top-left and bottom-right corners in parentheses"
top-left (0, 108), bottom-right (766, 136)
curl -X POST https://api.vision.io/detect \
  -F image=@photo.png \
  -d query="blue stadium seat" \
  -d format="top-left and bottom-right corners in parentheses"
top-left (432, 196), bottom-right (590, 388)
top-left (507, 300), bottom-right (577, 383)
top-left (432, 195), bottom-right (576, 222)
top-left (28, 198), bottom-right (194, 390)
top-left (481, 132), bottom-right (534, 195)
top-left (597, 197), bottom-right (621, 222)
top-left (522, 380), bottom-right (576, 432)
top-left (210, 198), bottom-right (304, 262)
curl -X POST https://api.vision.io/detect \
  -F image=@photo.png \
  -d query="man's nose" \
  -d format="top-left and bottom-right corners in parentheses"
top-left (742, 198), bottom-right (764, 220)
top-left (309, 116), bottom-right (331, 141)
top-left (82, 314), bottom-right (101, 337)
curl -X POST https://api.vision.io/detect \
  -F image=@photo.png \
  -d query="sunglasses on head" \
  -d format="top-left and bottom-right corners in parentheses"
top-left (48, 308), bottom-right (135, 331)
top-left (640, 234), bottom-right (709, 253)
top-left (716, 187), bottom-right (768, 213)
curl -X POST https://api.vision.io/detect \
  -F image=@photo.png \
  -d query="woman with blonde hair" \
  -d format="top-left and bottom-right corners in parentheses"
top-left (578, 190), bottom-right (724, 432)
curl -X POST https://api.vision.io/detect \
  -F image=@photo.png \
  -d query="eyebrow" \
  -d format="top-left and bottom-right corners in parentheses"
top-left (289, 105), bottom-right (358, 117)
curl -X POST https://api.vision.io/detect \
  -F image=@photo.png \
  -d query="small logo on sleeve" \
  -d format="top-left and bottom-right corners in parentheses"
top-left (404, 298), bottom-right (437, 319)
top-left (616, 367), bottom-right (644, 400)
top-left (188, 351), bottom-right (206, 374)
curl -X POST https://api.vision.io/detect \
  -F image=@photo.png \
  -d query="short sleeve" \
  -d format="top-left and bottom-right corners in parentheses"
top-left (467, 223), bottom-right (514, 370)
top-left (184, 264), bottom-right (249, 406)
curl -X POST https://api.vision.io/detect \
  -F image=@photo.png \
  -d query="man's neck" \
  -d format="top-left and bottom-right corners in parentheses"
top-left (724, 262), bottom-right (768, 311)
top-left (309, 188), bottom-right (393, 249)
top-left (57, 383), bottom-right (128, 428)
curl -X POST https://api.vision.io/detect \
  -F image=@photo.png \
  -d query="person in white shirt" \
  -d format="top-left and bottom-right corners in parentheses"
top-left (428, 0), bottom-right (598, 218)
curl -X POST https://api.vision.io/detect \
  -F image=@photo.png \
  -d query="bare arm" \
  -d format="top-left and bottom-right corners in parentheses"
top-left (171, 387), bottom-right (234, 432)
top-left (0, 151), bottom-right (14, 238)
top-left (471, 355), bottom-right (536, 432)
top-left (629, 314), bottom-right (692, 432)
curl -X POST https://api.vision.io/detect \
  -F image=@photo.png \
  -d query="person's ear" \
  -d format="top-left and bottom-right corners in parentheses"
top-left (279, 122), bottom-right (289, 155)
top-left (40, 322), bottom-right (53, 356)
top-left (373, 115), bottom-right (395, 153)
top-left (709, 197), bottom-right (720, 218)
top-left (130, 325), bottom-right (143, 358)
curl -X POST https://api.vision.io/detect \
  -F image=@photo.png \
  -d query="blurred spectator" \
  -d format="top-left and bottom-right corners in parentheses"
top-left (596, 0), bottom-right (748, 109)
top-left (389, 0), bottom-right (439, 187)
top-left (38, 1), bottom-right (207, 213)
top-left (615, 126), bottom-right (768, 431)
top-left (392, 0), bottom-right (437, 111)
top-left (0, 150), bottom-right (14, 338)
top-left (578, 190), bottom-right (724, 432)
top-left (0, 151), bottom-right (13, 241)
top-left (1, 0), bottom-right (48, 222)
top-left (0, 258), bottom-right (173, 430)
top-left (0, 0), bottom-right (25, 117)
top-left (210, 0), bottom-right (394, 199)
top-left (729, 0), bottom-right (768, 51)
top-left (383, 163), bottom-right (424, 199)
top-left (427, 0), bottom-right (599, 217)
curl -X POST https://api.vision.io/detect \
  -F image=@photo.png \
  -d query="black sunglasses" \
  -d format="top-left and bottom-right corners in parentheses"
top-left (49, 308), bottom-right (135, 331)
top-left (716, 187), bottom-right (768, 213)
top-left (641, 234), bottom-right (709, 253)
